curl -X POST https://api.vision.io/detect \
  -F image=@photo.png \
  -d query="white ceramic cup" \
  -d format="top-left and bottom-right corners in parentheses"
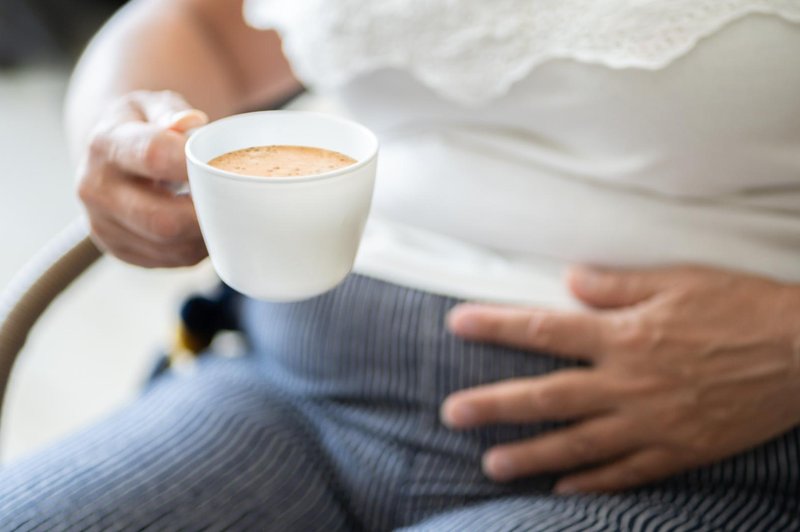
top-left (185, 111), bottom-right (379, 301)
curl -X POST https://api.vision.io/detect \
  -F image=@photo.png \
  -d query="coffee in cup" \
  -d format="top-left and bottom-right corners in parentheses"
top-left (185, 111), bottom-right (379, 302)
top-left (208, 145), bottom-right (356, 178)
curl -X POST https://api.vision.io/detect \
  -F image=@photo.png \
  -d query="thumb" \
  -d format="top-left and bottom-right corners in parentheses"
top-left (167, 109), bottom-right (209, 134)
top-left (131, 90), bottom-right (208, 132)
top-left (566, 266), bottom-right (661, 309)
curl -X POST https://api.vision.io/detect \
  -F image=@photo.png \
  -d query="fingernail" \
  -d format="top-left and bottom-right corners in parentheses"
top-left (571, 267), bottom-right (600, 292)
top-left (554, 482), bottom-right (579, 495)
top-left (457, 316), bottom-right (482, 336)
top-left (483, 451), bottom-right (514, 481)
top-left (447, 310), bottom-right (481, 336)
top-left (441, 399), bottom-right (476, 427)
top-left (169, 110), bottom-right (208, 132)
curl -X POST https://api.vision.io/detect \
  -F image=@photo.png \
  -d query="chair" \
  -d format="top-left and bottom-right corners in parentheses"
top-left (0, 218), bottom-right (243, 444)
top-left (0, 219), bottom-right (101, 433)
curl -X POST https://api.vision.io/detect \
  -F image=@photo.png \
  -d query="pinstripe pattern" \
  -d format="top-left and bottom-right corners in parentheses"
top-left (1, 274), bottom-right (799, 530)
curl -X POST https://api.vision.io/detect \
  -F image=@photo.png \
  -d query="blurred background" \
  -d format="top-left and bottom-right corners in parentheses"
top-left (0, 0), bottom-right (216, 463)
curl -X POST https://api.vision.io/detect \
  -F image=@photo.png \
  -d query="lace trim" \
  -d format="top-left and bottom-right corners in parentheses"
top-left (244, 0), bottom-right (800, 105)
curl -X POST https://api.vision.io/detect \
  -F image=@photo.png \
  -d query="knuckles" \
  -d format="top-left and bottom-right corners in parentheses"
top-left (87, 128), bottom-right (111, 160)
top-left (132, 88), bottom-right (183, 106)
top-left (526, 313), bottom-right (555, 345)
top-left (76, 161), bottom-right (110, 212)
top-left (124, 89), bottom-right (183, 112)
top-left (610, 315), bottom-right (666, 354)
top-left (527, 385), bottom-right (559, 413)
top-left (76, 176), bottom-right (99, 207)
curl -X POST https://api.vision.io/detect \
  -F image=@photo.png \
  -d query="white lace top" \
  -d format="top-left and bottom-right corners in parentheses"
top-left (245, 0), bottom-right (800, 307)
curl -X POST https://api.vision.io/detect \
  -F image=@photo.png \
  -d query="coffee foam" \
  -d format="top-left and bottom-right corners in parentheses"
top-left (208, 145), bottom-right (356, 178)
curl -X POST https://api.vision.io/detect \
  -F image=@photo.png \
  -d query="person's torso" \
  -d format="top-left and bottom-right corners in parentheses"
top-left (245, 0), bottom-right (800, 306)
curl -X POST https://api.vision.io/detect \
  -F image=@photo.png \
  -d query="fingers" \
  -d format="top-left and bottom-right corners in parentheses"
top-left (90, 211), bottom-right (207, 268)
top-left (78, 90), bottom-right (210, 269)
top-left (441, 370), bottom-right (615, 427)
top-left (168, 109), bottom-right (209, 133)
top-left (554, 448), bottom-right (679, 494)
top-left (89, 91), bottom-right (208, 182)
top-left (447, 304), bottom-right (608, 360)
top-left (566, 266), bottom-right (665, 309)
top-left (482, 416), bottom-right (641, 482)
top-left (92, 122), bottom-right (189, 182)
top-left (81, 165), bottom-right (201, 243)
top-left (80, 161), bottom-right (208, 267)
top-left (118, 180), bottom-right (202, 244)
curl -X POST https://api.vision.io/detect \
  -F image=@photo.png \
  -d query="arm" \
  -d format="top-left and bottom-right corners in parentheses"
top-left (66, 0), bottom-right (299, 156)
top-left (66, 0), bottom-right (300, 267)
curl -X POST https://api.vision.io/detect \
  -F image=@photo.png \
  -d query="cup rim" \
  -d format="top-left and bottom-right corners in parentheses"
top-left (185, 110), bottom-right (379, 184)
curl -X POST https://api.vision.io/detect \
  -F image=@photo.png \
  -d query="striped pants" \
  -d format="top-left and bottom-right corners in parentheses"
top-left (1, 275), bottom-right (799, 531)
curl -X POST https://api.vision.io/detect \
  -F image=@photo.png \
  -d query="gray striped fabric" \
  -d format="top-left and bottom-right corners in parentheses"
top-left (1, 274), bottom-right (798, 531)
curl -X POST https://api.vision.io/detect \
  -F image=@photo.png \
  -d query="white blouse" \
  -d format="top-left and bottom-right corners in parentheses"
top-left (244, 1), bottom-right (800, 308)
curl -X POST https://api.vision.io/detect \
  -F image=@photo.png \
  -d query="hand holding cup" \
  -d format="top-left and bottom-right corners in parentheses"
top-left (77, 90), bottom-right (208, 267)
